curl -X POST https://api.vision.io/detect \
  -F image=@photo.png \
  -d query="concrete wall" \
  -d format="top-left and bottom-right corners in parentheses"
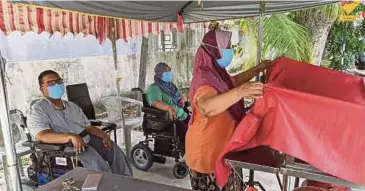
top-left (1, 28), bottom-right (207, 114)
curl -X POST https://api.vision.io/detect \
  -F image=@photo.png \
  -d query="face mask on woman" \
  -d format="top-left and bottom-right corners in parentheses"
top-left (202, 43), bottom-right (234, 68)
top-left (216, 48), bottom-right (234, 68)
top-left (47, 83), bottom-right (65, 99)
top-left (162, 71), bottom-right (173, 82)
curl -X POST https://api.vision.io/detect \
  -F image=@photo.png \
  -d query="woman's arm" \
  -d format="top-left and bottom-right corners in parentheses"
top-left (152, 101), bottom-right (173, 111)
top-left (234, 60), bottom-right (273, 85)
top-left (152, 101), bottom-right (176, 120)
top-left (233, 66), bottom-right (260, 85)
top-left (196, 82), bottom-right (263, 117)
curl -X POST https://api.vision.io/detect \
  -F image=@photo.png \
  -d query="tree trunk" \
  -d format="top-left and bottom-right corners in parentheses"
top-left (294, 11), bottom-right (336, 66)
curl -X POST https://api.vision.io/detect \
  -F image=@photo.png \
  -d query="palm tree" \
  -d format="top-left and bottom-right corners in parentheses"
top-left (229, 3), bottom-right (340, 73)
top-left (290, 3), bottom-right (341, 65)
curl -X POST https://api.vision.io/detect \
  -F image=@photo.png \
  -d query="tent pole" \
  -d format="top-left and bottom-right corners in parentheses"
top-left (256, 0), bottom-right (266, 81)
top-left (0, 53), bottom-right (22, 191)
top-left (340, 22), bottom-right (348, 69)
top-left (109, 18), bottom-right (121, 97)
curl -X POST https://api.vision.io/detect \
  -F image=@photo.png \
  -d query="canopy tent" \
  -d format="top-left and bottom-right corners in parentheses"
top-left (0, 1), bottom-right (208, 44)
top-left (0, 1), bottom-right (339, 190)
top-left (18, 1), bottom-right (337, 23)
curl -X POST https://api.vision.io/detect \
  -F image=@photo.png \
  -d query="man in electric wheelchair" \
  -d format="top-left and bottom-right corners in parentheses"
top-left (26, 70), bottom-right (133, 183)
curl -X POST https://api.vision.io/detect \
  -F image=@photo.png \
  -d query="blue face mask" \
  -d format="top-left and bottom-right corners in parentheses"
top-left (162, 71), bottom-right (173, 82)
top-left (216, 48), bottom-right (234, 68)
top-left (47, 83), bottom-right (65, 99)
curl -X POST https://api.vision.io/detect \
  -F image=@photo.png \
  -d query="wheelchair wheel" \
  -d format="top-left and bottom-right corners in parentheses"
top-left (131, 143), bottom-right (154, 171)
top-left (172, 162), bottom-right (188, 179)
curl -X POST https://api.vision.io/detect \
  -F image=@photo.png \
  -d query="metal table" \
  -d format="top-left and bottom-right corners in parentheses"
top-left (38, 168), bottom-right (191, 191)
top-left (225, 146), bottom-right (281, 174)
top-left (225, 146), bottom-right (283, 190)
top-left (225, 147), bottom-right (365, 191)
top-left (281, 160), bottom-right (365, 190)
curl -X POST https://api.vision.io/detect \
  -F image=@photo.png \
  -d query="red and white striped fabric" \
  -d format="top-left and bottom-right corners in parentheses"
top-left (0, 1), bottom-right (208, 44)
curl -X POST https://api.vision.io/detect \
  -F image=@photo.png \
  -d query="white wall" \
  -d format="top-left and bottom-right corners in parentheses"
top-left (0, 28), bottom-right (206, 114)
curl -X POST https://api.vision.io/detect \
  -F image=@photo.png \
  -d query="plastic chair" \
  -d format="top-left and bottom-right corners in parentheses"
top-left (101, 96), bottom-right (143, 156)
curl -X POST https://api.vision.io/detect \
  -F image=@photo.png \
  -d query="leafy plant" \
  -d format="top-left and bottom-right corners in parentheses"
top-left (231, 14), bottom-right (313, 73)
top-left (263, 14), bottom-right (313, 62)
top-left (325, 4), bottom-right (365, 71)
top-left (290, 3), bottom-right (340, 22)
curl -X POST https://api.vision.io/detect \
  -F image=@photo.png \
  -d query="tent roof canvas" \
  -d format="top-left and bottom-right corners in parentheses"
top-left (17, 1), bottom-right (338, 23)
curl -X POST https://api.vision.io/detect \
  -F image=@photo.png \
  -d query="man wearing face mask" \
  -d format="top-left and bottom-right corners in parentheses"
top-left (146, 62), bottom-right (189, 143)
top-left (27, 70), bottom-right (133, 177)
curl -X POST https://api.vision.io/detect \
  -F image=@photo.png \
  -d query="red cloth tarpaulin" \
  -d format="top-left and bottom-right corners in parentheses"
top-left (216, 57), bottom-right (365, 187)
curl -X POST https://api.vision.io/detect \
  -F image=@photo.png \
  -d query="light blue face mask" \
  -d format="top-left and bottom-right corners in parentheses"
top-left (162, 71), bottom-right (173, 82)
top-left (216, 48), bottom-right (234, 68)
top-left (47, 83), bottom-right (65, 99)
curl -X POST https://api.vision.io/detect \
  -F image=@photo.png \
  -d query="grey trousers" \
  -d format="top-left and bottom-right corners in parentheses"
top-left (78, 135), bottom-right (133, 177)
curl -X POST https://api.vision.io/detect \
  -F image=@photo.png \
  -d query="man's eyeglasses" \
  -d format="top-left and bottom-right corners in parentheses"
top-left (44, 78), bottom-right (64, 87)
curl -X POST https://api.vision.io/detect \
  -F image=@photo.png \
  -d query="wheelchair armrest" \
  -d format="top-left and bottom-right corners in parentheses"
top-left (21, 141), bottom-right (34, 148)
top-left (90, 120), bottom-right (116, 133)
top-left (34, 141), bottom-right (66, 151)
top-left (90, 120), bottom-right (102, 126)
top-left (22, 140), bottom-right (74, 151)
top-left (100, 122), bottom-right (117, 133)
top-left (142, 107), bottom-right (168, 117)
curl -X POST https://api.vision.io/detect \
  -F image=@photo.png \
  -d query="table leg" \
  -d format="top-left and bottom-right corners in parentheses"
top-left (113, 129), bottom-right (117, 144)
top-left (282, 175), bottom-right (289, 191)
top-left (276, 174), bottom-right (283, 190)
top-left (123, 127), bottom-right (131, 158)
top-left (294, 177), bottom-right (300, 188)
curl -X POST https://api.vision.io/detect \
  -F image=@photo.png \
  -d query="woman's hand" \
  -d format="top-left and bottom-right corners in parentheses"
top-left (238, 82), bottom-right (264, 99)
top-left (167, 106), bottom-right (177, 120)
top-left (178, 95), bottom-right (187, 108)
top-left (257, 60), bottom-right (273, 72)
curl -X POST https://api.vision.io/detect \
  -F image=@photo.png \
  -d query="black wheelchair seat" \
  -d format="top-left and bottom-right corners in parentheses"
top-left (142, 107), bottom-right (168, 117)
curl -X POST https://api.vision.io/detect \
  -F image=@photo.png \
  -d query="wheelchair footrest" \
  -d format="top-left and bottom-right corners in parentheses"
top-left (153, 155), bottom-right (166, 164)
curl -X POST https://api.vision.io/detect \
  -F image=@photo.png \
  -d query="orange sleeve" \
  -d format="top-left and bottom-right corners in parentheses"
top-left (193, 85), bottom-right (218, 105)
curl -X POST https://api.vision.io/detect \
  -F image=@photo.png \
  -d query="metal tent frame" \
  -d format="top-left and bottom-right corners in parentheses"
top-left (0, 1), bottom-right (338, 190)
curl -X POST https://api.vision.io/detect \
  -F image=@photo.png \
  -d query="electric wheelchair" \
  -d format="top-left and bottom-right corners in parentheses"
top-left (130, 88), bottom-right (189, 179)
top-left (11, 83), bottom-right (117, 186)
top-left (10, 108), bottom-right (116, 186)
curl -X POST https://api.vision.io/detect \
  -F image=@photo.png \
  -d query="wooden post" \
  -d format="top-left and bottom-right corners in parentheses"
top-left (109, 18), bottom-right (121, 96)
top-left (138, 36), bottom-right (149, 96)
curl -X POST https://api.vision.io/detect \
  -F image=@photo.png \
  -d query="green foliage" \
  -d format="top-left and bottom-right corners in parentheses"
top-left (290, 3), bottom-right (340, 22)
top-left (325, 4), bottom-right (365, 71)
top-left (263, 14), bottom-right (313, 62)
top-left (233, 14), bottom-right (313, 73)
top-left (232, 3), bottom-right (363, 73)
